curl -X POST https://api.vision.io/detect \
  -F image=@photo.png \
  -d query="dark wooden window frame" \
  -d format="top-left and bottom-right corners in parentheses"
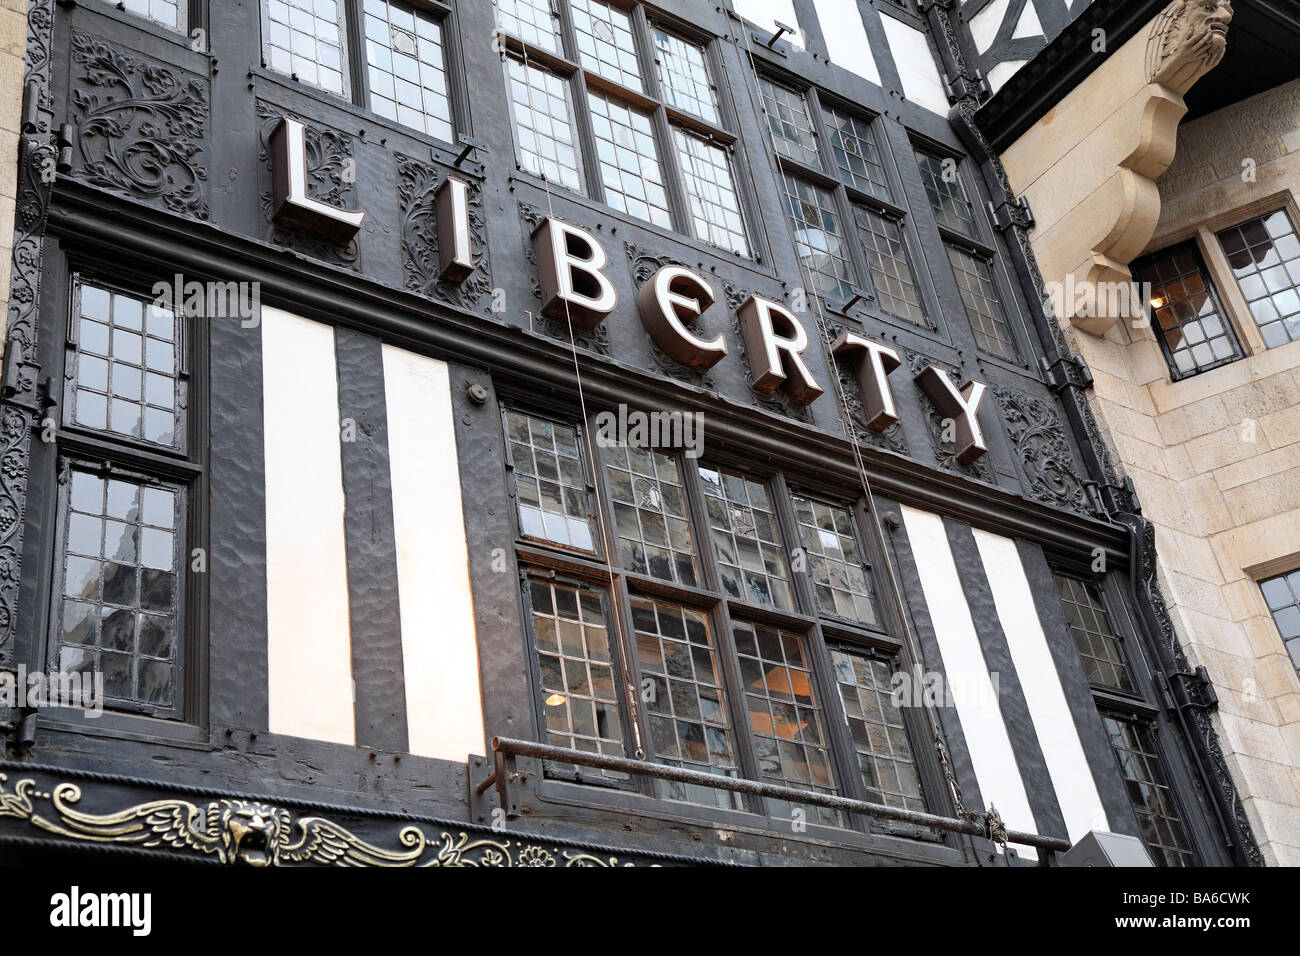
top-left (501, 394), bottom-right (954, 844)
top-left (1049, 562), bottom-right (1210, 866)
top-left (760, 73), bottom-right (938, 335)
top-left (37, 265), bottom-right (207, 727)
top-left (494, 0), bottom-right (761, 261)
top-left (255, 0), bottom-right (466, 150)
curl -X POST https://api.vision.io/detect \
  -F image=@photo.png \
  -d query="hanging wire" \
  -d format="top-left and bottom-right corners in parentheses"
top-left (514, 38), bottom-right (646, 760)
top-left (727, 21), bottom-right (975, 826)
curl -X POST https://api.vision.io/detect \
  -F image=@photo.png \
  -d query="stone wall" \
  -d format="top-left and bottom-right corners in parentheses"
top-left (1007, 52), bottom-right (1300, 864)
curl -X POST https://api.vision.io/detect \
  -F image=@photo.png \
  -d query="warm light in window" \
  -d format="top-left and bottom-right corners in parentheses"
top-left (1150, 296), bottom-right (1165, 309)
top-left (545, 693), bottom-right (566, 707)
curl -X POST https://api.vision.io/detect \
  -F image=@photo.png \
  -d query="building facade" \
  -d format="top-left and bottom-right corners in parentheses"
top-left (972, 0), bottom-right (1300, 865)
top-left (0, 0), bottom-right (1265, 866)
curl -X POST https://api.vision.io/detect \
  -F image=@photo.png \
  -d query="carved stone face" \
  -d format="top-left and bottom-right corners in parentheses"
top-left (1177, 0), bottom-right (1233, 63)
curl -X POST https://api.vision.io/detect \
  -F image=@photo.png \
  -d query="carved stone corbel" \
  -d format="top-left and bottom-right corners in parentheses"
top-left (1001, 0), bottom-right (1233, 335)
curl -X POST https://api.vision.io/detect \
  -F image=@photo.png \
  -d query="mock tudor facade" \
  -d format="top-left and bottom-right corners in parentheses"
top-left (0, 0), bottom-right (1270, 866)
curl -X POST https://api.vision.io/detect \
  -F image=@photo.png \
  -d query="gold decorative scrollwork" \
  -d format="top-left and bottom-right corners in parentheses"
top-left (0, 774), bottom-right (643, 867)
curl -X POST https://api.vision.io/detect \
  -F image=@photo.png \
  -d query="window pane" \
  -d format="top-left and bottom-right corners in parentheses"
top-left (495, 0), bottom-right (562, 53)
top-left (857, 206), bottom-right (926, 326)
top-left (1217, 209), bottom-right (1300, 349)
top-left (528, 580), bottom-right (625, 761)
top-left (832, 647), bottom-right (925, 812)
top-left (587, 91), bottom-right (671, 228)
top-left (364, 0), bottom-right (454, 142)
top-left (782, 173), bottom-right (855, 301)
top-left (71, 285), bottom-right (179, 449)
top-left (653, 29), bottom-right (718, 124)
top-left (947, 244), bottom-right (1018, 360)
top-left (733, 621), bottom-right (841, 826)
top-left (1258, 570), bottom-right (1300, 678)
top-left (759, 78), bottom-right (819, 168)
top-left (1055, 575), bottom-right (1134, 692)
top-left (1103, 716), bottom-right (1196, 867)
top-left (675, 129), bottom-right (749, 256)
top-left (633, 596), bottom-right (741, 810)
top-left (603, 445), bottom-right (699, 587)
top-left (57, 467), bottom-right (180, 711)
top-left (122, 0), bottom-right (182, 30)
top-left (506, 57), bottom-right (583, 192)
top-left (699, 466), bottom-right (793, 610)
top-left (1134, 243), bottom-right (1243, 378)
top-left (570, 0), bottom-right (643, 91)
top-left (822, 106), bottom-right (888, 200)
top-left (505, 410), bottom-right (596, 551)
top-left (264, 0), bottom-right (347, 96)
top-left (916, 151), bottom-right (976, 237)
top-left (791, 496), bottom-right (876, 625)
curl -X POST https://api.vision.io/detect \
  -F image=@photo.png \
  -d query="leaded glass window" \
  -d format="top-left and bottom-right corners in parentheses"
top-left (263, 0), bottom-right (347, 96)
top-left (57, 468), bottom-right (183, 714)
top-left (759, 78), bottom-right (820, 167)
top-left (1259, 570), bottom-right (1300, 676)
top-left (675, 129), bottom-right (749, 256)
top-left (633, 597), bottom-right (741, 809)
top-left (916, 150), bottom-right (976, 237)
top-left (734, 621), bottom-right (839, 826)
top-left (570, 0), bottom-right (643, 91)
top-left (505, 57), bottom-right (584, 191)
top-left (121, 0), bottom-right (182, 30)
top-left (1104, 716), bottom-right (1196, 867)
top-left (496, 0), bottom-right (562, 53)
top-left (857, 207), bottom-right (926, 326)
top-left (832, 648), bottom-right (924, 812)
top-left (1134, 242), bottom-right (1243, 379)
top-left (948, 244), bottom-right (1018, 360)
top-left (699, 465), bottom-right (793, 610)
top-left (653, 29), bottom-right (719, 124)
top-left (823, 106), bottom-right (888, 201)
top-left (363, 0), bottom-right (454, 142)
top-left (603, 445), bottom-right (699, 587)
top-left (528, 579), bottom-right (624, 757)
top-left (791, 496), bottom-right (876, 625)
top-left (505, 409), bottom-right (595, 551)
top-left (70, 284), bottom-right (180, 449)
top-left (1217, 209), bottom-right (1300, 349)
top-left (782, 173), bottom-right (855, 301)
top-left (1056, 575), bottom-right (1133, 692)
top-left (587, 91), bottom-right (671, 228)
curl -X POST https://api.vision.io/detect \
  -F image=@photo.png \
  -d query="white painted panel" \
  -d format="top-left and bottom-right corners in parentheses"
top-left (1013, 2), bottom-right (1044, 39)
top-left (901, 506), bottom-right (1038, 858)
top-left (813, 0), bottom-right (880, 85)
top-left (969, 0), bottom-right (1010, 54)
top-left (974, 530), bottom-right (1111, 844)
top-left (733, 0), bottom-right (804, 48)
top-left (987, 59), bottom-right (1028, 93)
top-left (262, 307), bottom-right (355, 746)
top-left (382, 344), bottom-right (485, 761)
top-left (880, 16), bottom-right (949, 115)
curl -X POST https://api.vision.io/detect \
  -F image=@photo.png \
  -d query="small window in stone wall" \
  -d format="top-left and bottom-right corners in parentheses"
top-left (1133, 241), bottom-right (1244, 379)
top-left (1218, 208), bottom-right (1300, 350)
top-left (1259, 570), bottom-right (1300, 676)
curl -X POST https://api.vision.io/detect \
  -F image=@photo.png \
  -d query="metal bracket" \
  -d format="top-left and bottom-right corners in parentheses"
top-left (1039, 354), bottom-right (1093, 395)
top-left (468, 749), bottom-right (524, 825)
top-left (1167, 666), bottom-right (1219, 715)
top-left (987, 195), bottom-right (1034, 231)
top-left (942, 70), bottom-right (989, 106)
